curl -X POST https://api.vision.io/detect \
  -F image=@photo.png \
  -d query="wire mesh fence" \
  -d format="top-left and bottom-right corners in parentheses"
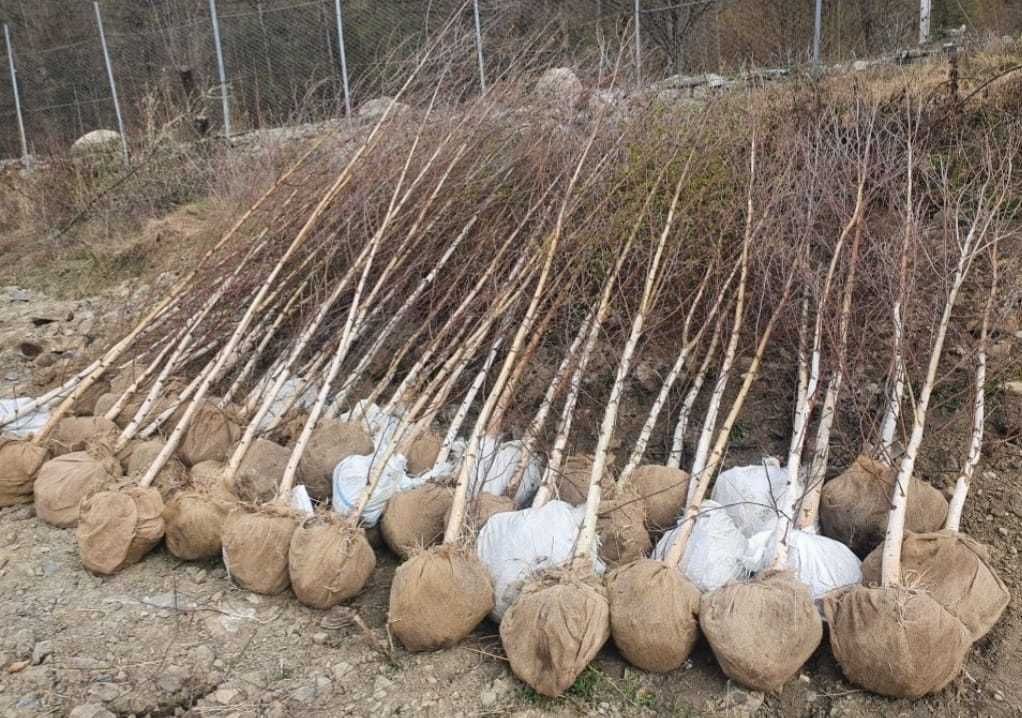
top-left (0, 0), bottom-right (1007, 161)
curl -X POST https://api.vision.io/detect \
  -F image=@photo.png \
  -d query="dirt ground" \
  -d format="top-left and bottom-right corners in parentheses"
top-left (1, 210), bottom-right (1021, 718)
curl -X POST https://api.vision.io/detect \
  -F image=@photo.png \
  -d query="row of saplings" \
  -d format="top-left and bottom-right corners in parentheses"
top-left (1, 383), bottom-right (1008, 702)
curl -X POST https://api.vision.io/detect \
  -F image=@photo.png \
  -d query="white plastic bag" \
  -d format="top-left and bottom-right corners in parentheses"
top-left (653, 500), bottom-right (749, 592)
top-left (743, 528), bottom-right (862, 601)
top-left (339, 400), bottom-right (403, 454)
top-left (469, 438), bottom-right (544, 506)
top-left (476, 500), bottom-right (605, 620)
top-left (290, 485), bottom-right (315, 515)
top-left (0, 398), bottom-right (49, 438)
top-left (331, 451), bottom-right (418, 527)
top-left (710, 458), bottom-right (788, 538)
top-left (254, 374), bottom-right (320, 433)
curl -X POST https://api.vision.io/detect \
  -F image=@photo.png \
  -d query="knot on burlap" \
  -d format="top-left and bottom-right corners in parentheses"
top-left (381, 483), bottom-right (453, 559)
top-left (34, 447), bottom-right (123, 528)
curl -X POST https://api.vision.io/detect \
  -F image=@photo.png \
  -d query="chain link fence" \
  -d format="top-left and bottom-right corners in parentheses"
top-left (1, 0), bottom-right (1012, 162)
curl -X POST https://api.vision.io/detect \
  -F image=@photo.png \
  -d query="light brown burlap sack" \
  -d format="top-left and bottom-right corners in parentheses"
top-left (820, 454), bottom-right (948, 557)
top-left (597, 484), bottom-right (650, 567)
top-left (608, 558), bottom-right (700, 673)
top-left (630, 464), bottom-right (689, 531)
top-left (34, 448), bottom-right (123, 527)
top-left (824, 585), bottom-right (972, 698)
top-left (232, 438), bottom-right (292, 504)
top-left (95, 390), bottom-right (183, 431)
top-left (123, 439), bottom-right (188, 498)
top-left (448, 491), bottom-right (515, 531)
top-left (163, 490), bottom-right (232, 560)
top-left (0, 439), bottom-right (49, 507)
top-left (699, 571), bottom-right (823, 693)
top-left (72, 379), bottom-right (110, 417)
top-left (557, 454), bottom-right (615, 506)
top-left (501, 573), bottom-right (610, 697)
top-left (406, 430), bottom-right (443, 476)
top-left (289, 518), bottom-right (376, 609)
top-left (47, 416), bottom-right (118, 456)
top-left (78, 486), bottom-right (165, 575)
top-left (221, 506), bottom-right (298, 594)
top-left (860, 530), bottom-right (1008, 642)
top-left (298, 419), bottom-right (373, 500)
top-left (388, 544), bottom-right (495, 651)
top-left (178, 402), bottom-right (241, 466)
top-left (381, 483), bottom-right (453, 559)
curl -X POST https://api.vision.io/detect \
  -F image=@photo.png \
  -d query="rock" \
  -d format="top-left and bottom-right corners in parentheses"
top-left (213, 688), bottom-right (240, 705)
top-left (998, 527), bottom-right (1009, 537)
top-left (15, 694), bottom-right (40, 711)
top-left (7, 660), bottom-right (29, 673)
top-left (12, 628), bottom-right (34, 658)
top-left (332, 662), bottom-right (352, 680)
top-left (69, 705), bottom-right (115, 718)
top-left (534, 68), bottom-right (583, 112)
top-left (71, 130), bottom-right (122, 155)
top-left (312, 632), bottom-right (328, 645)
top-left (374, 675), bottom-right (393, 693)
top-left (292, 685), bottom-right (318, 704)
top-left (358, 97), bottom-right (409, 120)
top-left (1005, 381), bottom-right (1022, 396)
top-left (87, 682), bottom-right (120, 702)
top-left (723, 679), bottom-right (764, 715)
top-left (30, 641), bottom-right (51, 665)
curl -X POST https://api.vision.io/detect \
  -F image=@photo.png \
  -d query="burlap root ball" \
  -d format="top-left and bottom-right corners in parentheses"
top-left (95, 386), bottom-right (184, 431)
top-left (820, 454), bottom-right (948, 557)
top-left (501, 574), bottom-right (610, 697)
top-left (72, 379), bottom-right (111, 417)
top-left (597, 484), bottom-right (651, 567)
top-left (861, 531), bottom-right (1009, 642)
top-left (388, 544), bottom-right (495, 651)
top-left (298, 419), bottom-right (373, 500)
top-left (0, 439), bottom-right (50, 507)
top-left (163, 490), bottom-right (232, 560)
top-left (178, 402), bottom-right (241, 466)
top-left (230, 438), bottom-right (293, 504)
top-left (556, 454), bottom-right (615, 506)
top-left (824, 585), bottom-right (972, 698)
top-left (289, 518), bottom-right (376, 609)
top-left (221, 506), bottom-right (298, 594)
top-left (77, 486), bottom-right (165, 575)
top-left (630, 464), bottom-right (689, 531)
top-left (47, 416), bottom-right (119, 456)
top-left (406, 430), bottom-right (443, 476)
top-left (34, 448), bottom-right (123, 527)
top-left (607, 558), bottom-right (701, 673)
top-left (699, 571), bottom-right (823, 693)
top-left (123, 439), bottom-right (189, 498)
top-left (381, 483), bottom-right (453, 559)
top-left (449, 491), bottom-right (515, 532)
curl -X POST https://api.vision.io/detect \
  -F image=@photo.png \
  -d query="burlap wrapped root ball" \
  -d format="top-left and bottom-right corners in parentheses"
top-left (388, 544), bottom-right (494, 651)
top-left (406, 430), bottom-right (443, 476)
top-left (381, 483), bottom-right (453, 559)
top-left (630, 465), bottom-right (689, 531)
top-left (556, 454), bottom-right (614, 506)
top-left (824, 585), bottom-right (972, 698)
top-left (77, 486), bottom-right (165, 575)
top-left (163, 489), bottom-right (234, 560)
top-left (123, 439), bottom-right (189, 498)
top-left (34, 448), bottom-right (123, 527)
top-left (231, 438), bottom-right (293, 504)
top-left (71, 378), bottom-right (111, 417)
top-left (221, 505), bottom-right (298, 594)
top-left (501, 573), bottom-right (610, 697)
top-left (447, 491), bottom-right (515, 532)
top-left (608, 558), bottom-right (700, 673)
top-left (0, 439), bottom-right (49, 507)
top-left (289, 517), bottom-right (376, 609)
top-left (597, 484), bottom-right (651, 567)
top-left (820, 455), bottom-right (948, 556)
top-left (699, 571), bottom-right (823, 692)
top-left (298, 419), bottom-right (373, 500)
top-left (46, 416), bottom-right (118, 456)
top-left (178, 402), bottom-right (241, 466)
top-left (861, 531), bottom-right (1009, 642)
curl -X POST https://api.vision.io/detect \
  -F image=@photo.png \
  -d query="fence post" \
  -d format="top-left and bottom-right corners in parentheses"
top-left (3, 24), bottom-right (28, 163)
top-left (812, 0), bottom-right (822, 64)
top-left (472, 0), bottom-right (486, 93)
top-left (93, 2), bottom-right (129, 164)
top-left (633, 0), bottom-right (642, 85)
top-left (209, 0), bottom-right (231, 139)
top-left (333, 0), bottom-right (352, 116)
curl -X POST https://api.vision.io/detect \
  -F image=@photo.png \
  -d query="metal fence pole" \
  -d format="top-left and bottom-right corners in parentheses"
top-left (472, 0), bottom-right (487, 93)
top-left (3, 24), bottom-right (28, 162)
top-left (333, 0), bottom-right (352, 116)
top-left (919, 0), bottom-right (931, 45)
top-left (209, 0), bottom-right (231, 139)
top-left (93, 2), bottom-right (129, 164)
top-left (812, 0), bottom-right (823, 64)
top-left (634, 0), bottom-right (642, 85)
